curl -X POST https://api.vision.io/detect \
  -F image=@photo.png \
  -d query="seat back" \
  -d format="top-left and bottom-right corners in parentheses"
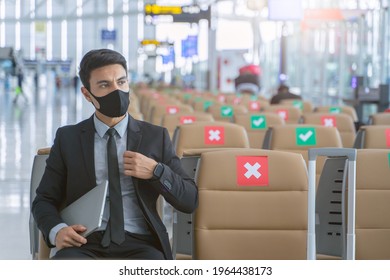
top-left (172, 121), bottom-right (250, 158)
top-left (353, 125), bottom-right (390, 149)
top-left (239, 97), bottom-right (270, 112)
top-left (355, 149), bottom-right (390, 259)
top-left (263, 125), bottom-right (343, 162)
top-left (193, 149), bottom-right (308, 259)
top-left (368, 112), bottom-right (390, 125)
top-left (302, 113), bottom-right (356, 148)
top-left (171, 121), bottom-right (250, 257)
top-left (148, 103), bottom-right (194, 125)
top-left (233, 113), bottom-right (285, 148)
top-left (161, 112), bottom-right (214, 139)
top-left (314, 105), bottom-right (358, 122)
top-left (29, 148), bottom-right (51, 260)
top-left (262, 105), bottom-right (302, 124)
top-left (263, 125), bottom-right (343, 184)
top-left (280, 99), bottom-right (313, 113)
top-left (206, 104), bottom-right (248, 122)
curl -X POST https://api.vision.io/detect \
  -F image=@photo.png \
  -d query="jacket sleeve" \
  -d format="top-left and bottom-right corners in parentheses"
top-left (148, 127), bottom-right (198, 214)
top-left (31, 128), bottom-right (68, 247)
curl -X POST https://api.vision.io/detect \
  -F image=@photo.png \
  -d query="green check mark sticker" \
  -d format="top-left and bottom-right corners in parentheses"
top-left (220, 106), bottom-right (233, 117)
top-left (329, 107), bottom-right (341, 113)
top-left (296, 127), bottom-right (317, 146)
top-left (251, 115), bottom-right (267, 129)
top-left (292, 100), bottom-right (303, 110)
top-left (203, 101), bottom-right (213, 111)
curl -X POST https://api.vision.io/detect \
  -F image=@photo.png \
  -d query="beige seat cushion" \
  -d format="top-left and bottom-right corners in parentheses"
top-left (302, 113), bottom-right (356, 148)
top-left (172, 121), bottom-right (250, 157)
top-left (234, 113), bottom-right (285, 148)
top-left (355, 149), bottom-right (390, 259)
top-left (193, 149), bottom-right (308, 260)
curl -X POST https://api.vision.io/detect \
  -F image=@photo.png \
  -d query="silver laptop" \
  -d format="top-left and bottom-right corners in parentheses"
top-left (60, 181), bottom-right (108, 237)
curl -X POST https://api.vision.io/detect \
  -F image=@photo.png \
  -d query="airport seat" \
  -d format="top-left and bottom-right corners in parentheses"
top-left (241, 98), bottom-right (270, 112)
top-left (128, 92), bottom-right (141, 113)
top-left (312, 148), bottom-right (390, 259)
top-left (314, 105), bottom-right (358, 123)
top-left (368, 112), bottom-right (390, 125)
top-left (280, 99), bottom-right (314, 113)
top-left (29, 147), bottom-right (51, 260)
top-left (262, 105), bottom-right (302, 124)
top-left (172, 121), bottom-right (250, 158)
top-left (161, 112), bottom-right (214, 139)
top-left (233, 112), bottom-right (285, 148)
top-left (192, 98), bottom-right (219, 112)
top-left (302, 113), bottom-right (356, 148)
top-left (206, 104), bottom-right (248, 122)
top-left (355, 149), bottom-right (390, 259)
top-left (171, 121), bottom-right (250, 258)
top-left (193, 149), bottom-right (308, 260)
top-left (353, 125), bottom-right (390, 148)
top-left (142, 93), bottom-right (180, 120)
top-left (262, 124), bottom-right (343, 186)
top-left (148, 103), bottom-right (194, 125)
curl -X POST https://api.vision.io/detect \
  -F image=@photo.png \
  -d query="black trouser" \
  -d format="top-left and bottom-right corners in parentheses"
top-left (51, 231), bottom-right (165, 260)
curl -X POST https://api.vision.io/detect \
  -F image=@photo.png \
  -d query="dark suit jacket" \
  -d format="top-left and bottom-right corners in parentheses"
top-left (32, 114), bottom-right (198, 259)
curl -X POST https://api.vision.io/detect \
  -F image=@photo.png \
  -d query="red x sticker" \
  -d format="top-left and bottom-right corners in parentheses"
top-left (166, 106), bottom-right (179, 114)
top-left (321, 116), bottom-right (336, 127)
top-left (277, 109), bottom-right (288, 121)
top-left (236, 156), bottom-right (269, 186)
top-left (386, 129), bottom-right (390, 147)
top-left (249, 101), bottom-right (261, 111)
top-left (217, 94), bottom-right (226, 103)
top-left (180, 116), bottom-right (196, 124)
top-left (233, 97), bottom-right (241, 105)
top-left (204, 126), bottom-right (225, 145)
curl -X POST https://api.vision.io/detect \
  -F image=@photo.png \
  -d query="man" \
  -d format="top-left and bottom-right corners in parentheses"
top-left (32, 49), bottom-right (198, 259)
top-left (13, 67), bottom-right (28, 104)
top-left (270, 84), bottom-right (302, 104)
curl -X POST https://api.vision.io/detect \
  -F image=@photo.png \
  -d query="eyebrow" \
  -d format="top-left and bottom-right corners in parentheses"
top-left (96, 76), bottom-right (128, 85)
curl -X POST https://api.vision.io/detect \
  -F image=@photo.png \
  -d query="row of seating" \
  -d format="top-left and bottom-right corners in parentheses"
top-left (133, 88), bottom-right (390, 148)
top-left (29, 145), bottom-right (390, 260)
top-left (169, 146), bottom-right (390, 260)
top-left (167, 119), bottom-right (390, 259)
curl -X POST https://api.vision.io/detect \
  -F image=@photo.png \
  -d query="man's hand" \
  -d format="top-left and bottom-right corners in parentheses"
top-left (55, 225), bottom-right (87, 250)
top-left (123, 151), bottom-right (157, 179)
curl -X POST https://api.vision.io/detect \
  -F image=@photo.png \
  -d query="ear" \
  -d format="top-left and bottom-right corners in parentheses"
top-left (81, 87), bottom-right (92, 102)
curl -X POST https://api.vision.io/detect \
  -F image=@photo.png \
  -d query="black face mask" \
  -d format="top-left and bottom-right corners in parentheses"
top-left (89, 89), bottom-right (130, 118)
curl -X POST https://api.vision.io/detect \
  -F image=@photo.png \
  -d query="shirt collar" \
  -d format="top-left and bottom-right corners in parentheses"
top-left (93, 113), bottom-right (129, 138)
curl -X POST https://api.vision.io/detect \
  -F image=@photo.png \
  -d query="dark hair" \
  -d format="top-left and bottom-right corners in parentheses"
top-left (277, 84), bottom-right (289, 93)
top-left (78, 49), bottom-right (127, 90)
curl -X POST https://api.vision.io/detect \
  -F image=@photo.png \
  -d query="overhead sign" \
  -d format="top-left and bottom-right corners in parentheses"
top-left (144, 4), bottom-right (210, 25)
top-left (101, 29), bottom-right (116, 41)
top-left (162, 47), bottom-right (175, 64)
top-left (144, 4), bottom-right (182, 15)
top-left (141, 40), bottom-right (161, 46)
top-left (182, 35), bottom-right (198, 58)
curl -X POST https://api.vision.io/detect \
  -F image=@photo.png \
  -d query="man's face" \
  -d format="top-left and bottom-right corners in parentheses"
top-left (88, 64), bottom-right (129, 97)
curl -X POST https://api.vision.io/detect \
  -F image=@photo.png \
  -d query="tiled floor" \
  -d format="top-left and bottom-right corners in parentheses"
top-left (0, 72), bottom-right (94, 259)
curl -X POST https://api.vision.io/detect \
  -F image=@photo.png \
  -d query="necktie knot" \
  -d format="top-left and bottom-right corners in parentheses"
top-left (107, 128), bottom-right (116, 138)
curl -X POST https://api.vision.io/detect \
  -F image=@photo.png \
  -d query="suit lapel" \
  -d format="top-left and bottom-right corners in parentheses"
top-left (80, 116), bottom-right (96, 185)
top-left (127, 115), bottom-right (142, 190)
top-left (127, 115), bottom-right (142, 152)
